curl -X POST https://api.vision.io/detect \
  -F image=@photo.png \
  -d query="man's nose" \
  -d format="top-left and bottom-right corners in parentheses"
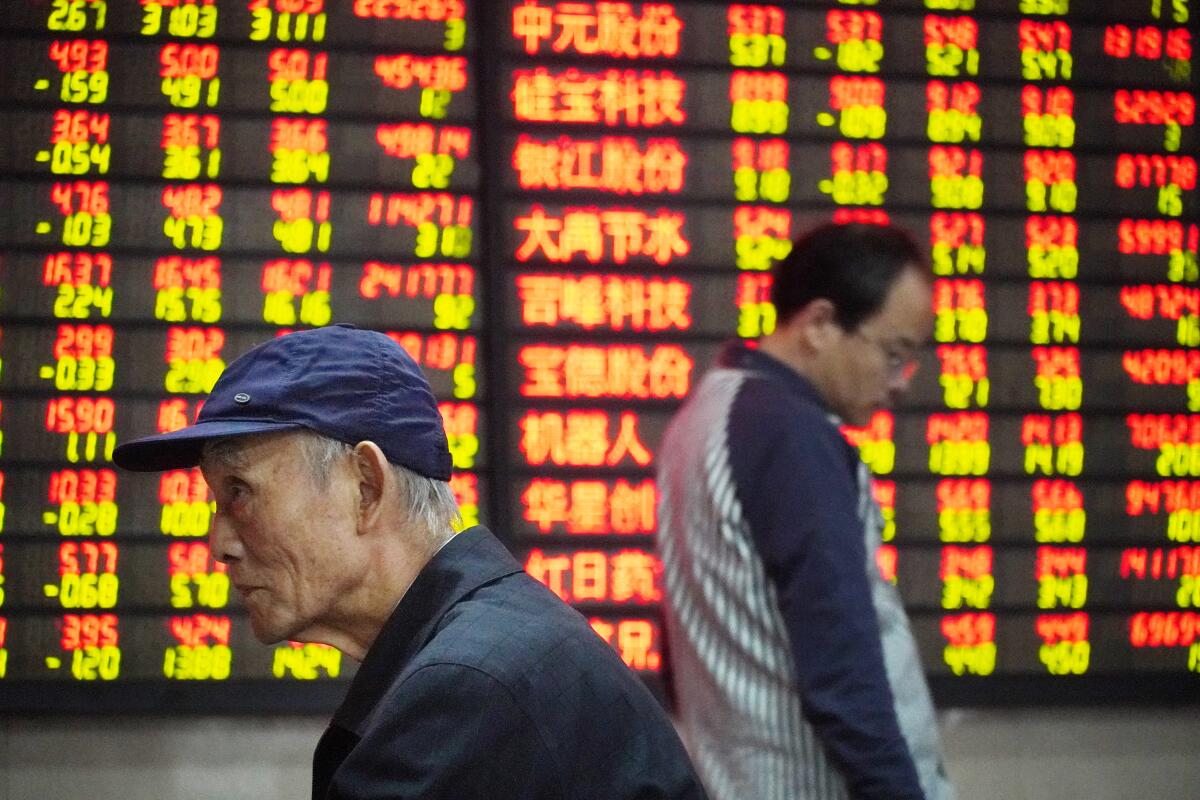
top-left (208, 513), bottom-right (243, 564)
top-left (888, 372), bottom-right (913, 398)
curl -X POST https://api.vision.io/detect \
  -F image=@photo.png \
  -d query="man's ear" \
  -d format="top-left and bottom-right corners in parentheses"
top-left (350, 441), bottom-right (388, 530)
top-left (787, 298), bottom-right (842, 352)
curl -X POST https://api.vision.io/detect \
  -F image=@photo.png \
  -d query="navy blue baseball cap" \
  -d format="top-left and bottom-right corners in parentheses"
top-left (114, 324), bottom-right (452, 480)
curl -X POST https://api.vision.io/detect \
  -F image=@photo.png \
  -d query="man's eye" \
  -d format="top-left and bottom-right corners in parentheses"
top-left (223, 482), bottom-right (249, 507)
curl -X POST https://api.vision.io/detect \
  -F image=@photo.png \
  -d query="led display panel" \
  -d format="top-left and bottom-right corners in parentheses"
top-left (0, 0), bottom-right (1196, 711)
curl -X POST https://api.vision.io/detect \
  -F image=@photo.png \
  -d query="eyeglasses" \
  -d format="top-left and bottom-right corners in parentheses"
top-left (852, 330), bottom-right (920, 382)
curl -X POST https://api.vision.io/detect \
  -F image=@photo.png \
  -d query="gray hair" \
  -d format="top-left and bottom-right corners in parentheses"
top-left (203, 431), bottom-right (461, 543)
top-left (295, 432), bottom-right (461, 542)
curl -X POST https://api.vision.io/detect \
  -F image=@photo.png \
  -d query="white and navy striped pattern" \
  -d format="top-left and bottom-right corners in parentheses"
top-left (659, 366), bottom-right (955, 800)
top-left (856, 460), bottom-right (954, 800)
top-left (658, 368), bottom-right (850, 800)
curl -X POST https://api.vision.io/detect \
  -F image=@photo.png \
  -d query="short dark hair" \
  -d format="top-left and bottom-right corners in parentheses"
top-left (770, 222), bottom-right (927, 331)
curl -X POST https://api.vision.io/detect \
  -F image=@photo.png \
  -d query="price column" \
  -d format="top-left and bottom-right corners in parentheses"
top-left (364, 6), bottom-right (482, 568)
top-left (33, 2), bottom-right (125, 684)
top-left (140, 0), bottom-right (233, 683)
top-left (1108, 6), bottom-right (1200, 673)
top-left (261, 37), bottom-right (335, 328)
top-left (728, 3), bottom-right (793, 299)
top-left (505, 0), bottom-right (694, 677)
top-left (815, 7), bottom-right (888, 221)
top-left (358, 2), bottom-right (485, 555)
top-left (922, 6), bottom-right (995, 679)
top-left (1018, 6), bottom-right (1090, 679)
top-left (814, 4), bottom-right (902, 623)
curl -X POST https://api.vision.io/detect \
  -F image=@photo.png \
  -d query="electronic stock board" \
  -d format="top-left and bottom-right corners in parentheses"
top-left (0, 0), bottom-right (1196, 711)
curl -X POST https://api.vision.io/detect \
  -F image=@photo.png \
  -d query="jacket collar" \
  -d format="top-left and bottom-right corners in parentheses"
top-left (329, 525), bottom-right (523, 732)
top-left (719, 340), bottom-right (833, 416)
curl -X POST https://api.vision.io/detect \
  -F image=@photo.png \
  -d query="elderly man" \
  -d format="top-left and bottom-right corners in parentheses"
top-left (657, 224), bottom-right (954, 800)
top-left (115, 324), bottom-right (706, 800)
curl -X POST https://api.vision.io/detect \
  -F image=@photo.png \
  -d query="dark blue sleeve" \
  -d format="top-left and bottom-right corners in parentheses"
top-left (728, 380), bottom-right (926, 800)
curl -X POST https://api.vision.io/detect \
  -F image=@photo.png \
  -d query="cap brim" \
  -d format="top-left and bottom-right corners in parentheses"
top-left (113, 420), bottom-right (306, 472)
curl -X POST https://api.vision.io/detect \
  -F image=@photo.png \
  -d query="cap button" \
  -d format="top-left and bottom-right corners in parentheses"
top-left (234, 393), bottom-right (251, 404)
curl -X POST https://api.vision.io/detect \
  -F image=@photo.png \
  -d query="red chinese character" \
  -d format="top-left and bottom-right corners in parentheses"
top-left (565, 410), bottom-right (610, 466)
top-left (568, 480), bottom-right (610, 534)
top-left (513, 135), bottom-right (562, 190)
top-left (515, 205), bottom-right (564, 261)
top-left (520, 411), bottom-right (567, 466)
top-left (511, 68), bottom-right (559, 122)
top-left (606, 411), bottom-right (653, 466)
top-left (564, 345), bottom-right (610, 397)
top-left (649, 344), bottom-right (693, 398)
top-left (512, 0), bottom-right (554, 54)
top-left (562, 275), bottom-right (608, 327)
top-left (646, 276), bottom-right (692, 331)
top-left (557, 69), bottom-right (602, 123)
top-left (601, 209), bottom-right (646, 262)
top-left (526, 548), bottom-right (571, 599)
top-left (520, 345), bottom-right (567, 397)
top-left (517, 274), bottom-right (564, 326)
top-left (522, 479), bottom-right (569, 532)
top-left (606, 345), bottom-right (650, 398)
top-left (617, 619), bottom-right (660, 669)
top-left (554, 3), bottom-right (601, 55)
top-left (642, 210), bottom-right (690, 264)
top-left (559, 209), bottom-right (605, 261)
top-left (610, 479), bottom-right (656, 534)
top-left (610, 549), bottom-right (661, 602)
top-left (572, 551), bottom-right (609, 601)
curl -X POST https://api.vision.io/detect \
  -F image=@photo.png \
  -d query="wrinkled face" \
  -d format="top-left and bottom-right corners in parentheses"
top-left (202, 432), bottom-right (367, 645)
top-left (813, 268), bottom-right (933, 428)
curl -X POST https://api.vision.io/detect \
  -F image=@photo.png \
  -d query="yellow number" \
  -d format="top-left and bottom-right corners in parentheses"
top-left (163, 216), bottom-right (223, 250)
top-left (250, 8), bottom-right (272, 40)
top-left (839, 106), bottom-right (886, 139)
top-left (929, 441), bottom-right (991, 476)
top-left (1168, 510), bottom-right (1200, 542)
top-left (1034, 508), bottom-right (1086, 543)
top-left (298, 291), bottom-right (331, 325)
top-left (57, 501), bottom-right (118, 536)
top-left (1039, 642), bottom-right (1089, 675)
top-left (420, 88), bottom-right (452, 119)
top-left (71, 646), bottom-right (120, 680)
top-left (1158, 444), bottom-right (1200, 477)
top-left (59, 573), bottom-right (119, 608)
top-left (60, 71), bottom-right (108, 104)
top-left (433, 293), bottom-right (474, 330)
top-left (141, 4), bottom-right (163, 35)
top-left (270, 150), bottom-right (330, 183)
top-left (1020, 0), bottom-right (1069, 12)
top-left (262, 290), bottom-right (298, 325)
top-left (272, 643), bottom-right (342, 679)
top-left (171, 573), bottom-right (230, 608)
top-left (54, 284), bottom-right (113, 319)
top-left (164, 358), bottom-right (224, 394)
top-left (943, 643), bottom-right (995, 675)
top-left (730, 100), bottom-right (790, 135)
top-left (269, 80), bottom-right (329, 114)
top-left (412, 154), bottom-right (454, 189)
top-left (49, 0), bottom-right (104, 32)
top-left (452, 363), bottom-right (477, 399)
top-left (444, 18), bottom-right (466, 51)
top-left (836, 40), bottom-right (883, 73)
top-left (446, 433), bottom-right (478, 470)
top-left (160, 500), bottom-right (213, 536)
top-left (163, 644), bottom-right (231, 680)
top-left (729, 34), bottom-right (787, 67)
